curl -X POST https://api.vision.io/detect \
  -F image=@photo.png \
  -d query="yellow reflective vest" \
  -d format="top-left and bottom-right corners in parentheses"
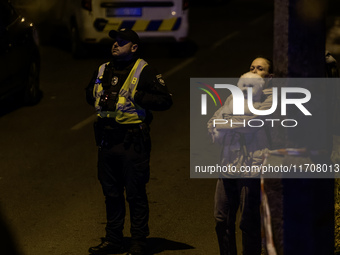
top-left (93, 58), bottom-right (148, 124)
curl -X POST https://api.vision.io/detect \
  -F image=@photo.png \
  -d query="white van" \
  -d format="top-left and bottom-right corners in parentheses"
top-left (61, 0), bottom-right (189, 57)
top-left (12, 0), bottom-right (189, 57)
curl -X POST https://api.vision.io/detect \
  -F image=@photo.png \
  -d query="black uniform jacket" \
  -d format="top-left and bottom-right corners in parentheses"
top-left (86, 58), bottom-right (173, 114)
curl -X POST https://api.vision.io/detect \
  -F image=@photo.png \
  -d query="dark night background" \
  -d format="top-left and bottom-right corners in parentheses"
top-left (1, 0), bottom-right (340, 254)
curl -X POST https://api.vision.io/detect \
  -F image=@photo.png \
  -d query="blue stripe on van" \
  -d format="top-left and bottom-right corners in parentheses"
top-left (146, 20), bottom-right (162, 31)
top-left (172, 17), bottom-right (181, 30)
top-left (99, 18), bottom-right (182, 32)
top-left (119, 20), bottom-right (136, 29)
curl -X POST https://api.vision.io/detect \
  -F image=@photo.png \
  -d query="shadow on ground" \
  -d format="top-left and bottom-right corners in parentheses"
top-left (0, 206), bottom-right (22, 255)
top-left (89, 237), bottom-right (194, 255)
top-left (146, 237), bottom-right (195, 254)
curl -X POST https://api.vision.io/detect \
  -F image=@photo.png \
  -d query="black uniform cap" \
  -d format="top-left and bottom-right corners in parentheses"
top-left (109, 28), bottom-right (140, 45)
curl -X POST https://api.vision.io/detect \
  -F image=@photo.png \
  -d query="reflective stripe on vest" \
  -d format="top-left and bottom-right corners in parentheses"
top-left (93, 59), bottom-right (148, 123)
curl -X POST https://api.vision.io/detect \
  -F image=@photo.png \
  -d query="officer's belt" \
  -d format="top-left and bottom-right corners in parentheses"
top-left (103, 123), bottom-right (142, 131)
top-left (97, 111), bottom-right (117, 118)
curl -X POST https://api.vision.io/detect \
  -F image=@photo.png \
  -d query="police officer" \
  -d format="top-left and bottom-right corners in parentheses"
top-left (86, 28), bottom-right (172, 255)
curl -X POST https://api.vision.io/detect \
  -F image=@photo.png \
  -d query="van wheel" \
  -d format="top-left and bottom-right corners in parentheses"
top-left (24, 59), bottom-right (41, 105)
top-left (71, 25), bottom-right (87, 58)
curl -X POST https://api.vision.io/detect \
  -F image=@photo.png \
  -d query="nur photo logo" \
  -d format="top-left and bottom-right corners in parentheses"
top-left (197, 82), bottom-right (223, 115)
top-left (199, 84), bottom-right (311, 116)
top-left (198, 82), bottom-right (312, 128)
top-left (190, 77), bottom-right (335, 179)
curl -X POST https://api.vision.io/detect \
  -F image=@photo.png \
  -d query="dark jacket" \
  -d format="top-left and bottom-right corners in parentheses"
top-left (86, 58), bottom-right (173, 116)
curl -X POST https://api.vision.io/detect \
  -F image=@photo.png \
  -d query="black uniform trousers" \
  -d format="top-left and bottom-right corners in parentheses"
top-left (97, 124), bottom-right (151, 244)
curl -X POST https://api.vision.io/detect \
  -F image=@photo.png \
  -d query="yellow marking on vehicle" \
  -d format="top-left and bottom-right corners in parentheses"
top-left (158, 17), bottom-right (177, 31)
top-left (133, 20), bottom-right (150, 31)
top-left (104, 20), bottom-right (122, 31)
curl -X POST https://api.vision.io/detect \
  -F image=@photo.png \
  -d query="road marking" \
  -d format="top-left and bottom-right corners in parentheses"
top-left (211, 13), bottom-right (269, 50)
top-left (211, 31), bottom-right (240, 50)
top-left (71, 114), bottom-right (97, 130)
top-left (163, 57), bottom-right (196, 78)
top-left (251, 12), bottom-right (272, 25)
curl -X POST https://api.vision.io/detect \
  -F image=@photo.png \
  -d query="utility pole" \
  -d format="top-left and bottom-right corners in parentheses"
top-left (265, 0), bottom-right (335, 254)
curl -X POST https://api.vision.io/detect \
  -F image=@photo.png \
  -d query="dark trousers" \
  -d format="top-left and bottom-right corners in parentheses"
top-left (97, 127), bottom-right (151, 244)
top-left (214, 178), bottom-right (261, 255)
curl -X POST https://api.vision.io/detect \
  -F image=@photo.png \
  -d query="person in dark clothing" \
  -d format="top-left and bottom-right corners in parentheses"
top-left (86, 28), bottom-right (172, 255)
top-left (211, 57), bottom-right (273, 255)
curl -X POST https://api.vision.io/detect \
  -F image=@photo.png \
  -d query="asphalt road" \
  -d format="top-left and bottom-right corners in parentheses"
top-left (0, 1), bottom-right (274, 254)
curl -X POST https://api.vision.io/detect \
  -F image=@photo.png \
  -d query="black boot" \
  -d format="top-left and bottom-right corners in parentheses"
top-left (89, 239), bottom-right (124, 255)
